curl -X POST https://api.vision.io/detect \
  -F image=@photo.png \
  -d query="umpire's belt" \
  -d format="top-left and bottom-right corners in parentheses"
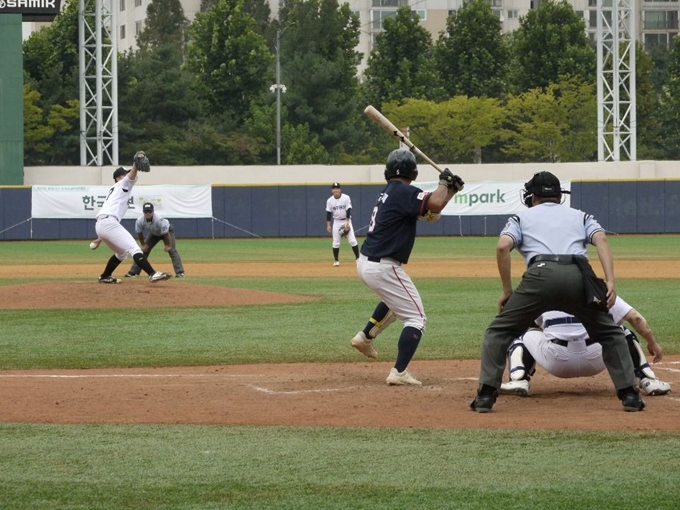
top-left (529, 254), bottom-right (584, 265)
top-left (367, 256), bottom-right (401, 266)
top-left (550, 339), bottom-right (596, 348)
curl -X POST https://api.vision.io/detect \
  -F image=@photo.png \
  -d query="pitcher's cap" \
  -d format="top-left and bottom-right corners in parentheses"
top-left (112, 167), bottom-right (129, 181)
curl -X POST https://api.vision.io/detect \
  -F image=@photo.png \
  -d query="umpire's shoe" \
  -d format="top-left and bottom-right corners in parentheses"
top-left (470, 385), bottom-right (498, 413)
top-left (618, 388), bottom-right (646, 412)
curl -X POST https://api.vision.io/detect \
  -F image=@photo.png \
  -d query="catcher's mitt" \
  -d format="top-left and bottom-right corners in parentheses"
top-left (338, 226), bottom-right (350, 238)
top-left (133, 151), bottom-right (151, 172)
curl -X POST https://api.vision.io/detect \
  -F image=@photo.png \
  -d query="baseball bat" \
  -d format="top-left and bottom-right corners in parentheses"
top-left (364, 105), bottom-right (444, 174)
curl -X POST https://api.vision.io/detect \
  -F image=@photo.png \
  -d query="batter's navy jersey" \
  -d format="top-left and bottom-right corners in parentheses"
top-left (361, 181), bottom-right (431, 264)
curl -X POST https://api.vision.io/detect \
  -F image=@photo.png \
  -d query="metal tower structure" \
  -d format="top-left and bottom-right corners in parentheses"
top-left (596, 0), bottom-right (636, 161)
top-left (79, 0), bottom-right (118, 166)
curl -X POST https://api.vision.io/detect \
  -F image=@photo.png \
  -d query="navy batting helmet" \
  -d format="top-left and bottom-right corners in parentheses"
top-left (384, 148), bottom-right (418, 182)
top-left (522, 171), bottom-right (570, 207)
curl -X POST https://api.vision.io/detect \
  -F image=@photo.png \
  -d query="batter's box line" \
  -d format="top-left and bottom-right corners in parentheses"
top-left (245, 384), bottom-right (442, 395)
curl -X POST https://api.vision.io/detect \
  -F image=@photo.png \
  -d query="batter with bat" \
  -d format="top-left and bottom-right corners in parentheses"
top-left (95, 151), bottom-right (172, 284)
top-left (350, 147), bottom-right (463, 386)
top-left (325, 182), bottom-right (359, 266)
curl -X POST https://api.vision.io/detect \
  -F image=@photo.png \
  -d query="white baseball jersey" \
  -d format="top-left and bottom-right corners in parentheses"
top-left (326, 193), bottom-right (352, 221)
top-left (523, 296), bottom-right (634, 378)
top-left (135, 213), bottom-right (171, 237)
top-left (97, 174), bottom-right (137, 221)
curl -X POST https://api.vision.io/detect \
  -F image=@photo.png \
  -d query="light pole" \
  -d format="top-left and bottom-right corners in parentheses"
top-left (271, 24), bottom-right (293, 165)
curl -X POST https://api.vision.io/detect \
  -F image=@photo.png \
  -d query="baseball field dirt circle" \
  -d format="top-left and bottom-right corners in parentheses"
top-left (0, 260), bottom-right (678, 432)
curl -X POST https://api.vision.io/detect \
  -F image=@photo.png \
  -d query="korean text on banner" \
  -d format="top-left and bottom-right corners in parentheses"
top-left (31, 185), bottom-right (212, 219)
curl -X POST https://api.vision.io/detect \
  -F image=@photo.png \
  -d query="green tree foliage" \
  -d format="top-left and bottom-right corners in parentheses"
top-left (276, 0), bottom-right (362, 157)
top-left (186, 0), bottom-right (273, 121)
top-left (22, 0), bottom-right (81, 163)
top-left (383, 97), bottom-right (504, 164)
top-left (137, 0), bottom-right (189, 51)
top-left (117, 0), bottom-right (204, 164)
top-left (435, 0), bottom-right (508, 99)
top-left (362, 7), bottom-right (439, 108)
top-left (502, 75), bottom-right (596, 162)
top-left (510, 1), bottom-right (595, 92)
top-left (657, 39), bottom-right (680, 159)
top-left (634, 43), bottom-right (663, 159)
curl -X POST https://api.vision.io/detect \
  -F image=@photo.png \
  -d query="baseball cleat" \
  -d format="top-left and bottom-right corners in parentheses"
top-left (98, 276), bottom-right (121, 284)
top-left (386, 368), bottom-right (422, 386)
top-left (149, 271), bottom-right (172, 282)
top-left (620, 393), bottom-right (646, 412)
top-left (499, 379), bottom-right (530, 397)
top-left (333, 261), bottom-right (340, 267)
top-left (176, 272), bottom-right (185, 278)
top-left (124, 272), bottom-right (137, 278)
top-left (639, 377), bottom-right (671, 396)
top-left (351, 331), bottom-right (377, 359)
top-left (469, 393), bottom-right (496, 413)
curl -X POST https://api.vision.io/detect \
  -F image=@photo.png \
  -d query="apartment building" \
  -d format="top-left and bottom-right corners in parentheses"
top-left (23, 0), bottom-right (679, 63)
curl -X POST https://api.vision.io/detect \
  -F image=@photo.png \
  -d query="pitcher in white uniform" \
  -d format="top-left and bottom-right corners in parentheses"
top-left (95, 152), bottom-right (172, 284)
top-left (500, 296), bottom-right (671, 397)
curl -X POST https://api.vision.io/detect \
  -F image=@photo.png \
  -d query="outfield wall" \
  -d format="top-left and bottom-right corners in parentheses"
top-left (1, 180), bottom-right (680, 240)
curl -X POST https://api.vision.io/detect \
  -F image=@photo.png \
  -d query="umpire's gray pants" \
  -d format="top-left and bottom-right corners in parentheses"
top-left (479, 260), bottom-right (635, 391)
top-left (128, 230), bottom-right (184, 276)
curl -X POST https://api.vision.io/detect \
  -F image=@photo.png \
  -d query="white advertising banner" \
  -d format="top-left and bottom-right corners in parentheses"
top-left (31, 185), bottom-right (212, 219)
top-left (416, 180), bottom-right (571, 216)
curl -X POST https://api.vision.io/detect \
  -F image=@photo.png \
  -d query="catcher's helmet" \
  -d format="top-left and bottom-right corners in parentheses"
top-left (521, 171), bottom-right (570, 207)
top-left (384, 148), bottom-right (418, 182)
top-left (112, 167), bottom-right (129, 182)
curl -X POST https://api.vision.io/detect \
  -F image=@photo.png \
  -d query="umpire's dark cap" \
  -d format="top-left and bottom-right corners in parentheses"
top-left (331, 182), bottom-right (341, 188)
top-left (113, 167), bottom-right (129, 182)
top-left (529, 171), bottom-right (561, 197)
top-left (143, 202), bottom-right (154, 213)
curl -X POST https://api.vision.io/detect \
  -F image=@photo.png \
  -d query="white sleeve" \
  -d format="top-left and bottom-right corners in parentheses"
top-left (609, 296), bottom-right (633, 325)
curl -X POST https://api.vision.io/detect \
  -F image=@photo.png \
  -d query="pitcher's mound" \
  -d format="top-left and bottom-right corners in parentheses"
top-left (0, 281), bottom-right (317, 309)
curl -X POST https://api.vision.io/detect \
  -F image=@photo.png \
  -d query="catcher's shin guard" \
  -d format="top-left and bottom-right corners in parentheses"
top-left (507, 338), bottom-right (535, 381)
top-left (625, 329), bottom-right (656, 380)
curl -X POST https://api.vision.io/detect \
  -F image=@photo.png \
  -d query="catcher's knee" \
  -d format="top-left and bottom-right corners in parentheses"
top-left (368, 309), bottom-right (397, 338)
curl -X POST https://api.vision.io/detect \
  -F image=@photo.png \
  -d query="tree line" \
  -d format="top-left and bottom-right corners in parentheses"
top-left (21, 0), bottom-right (680, 166)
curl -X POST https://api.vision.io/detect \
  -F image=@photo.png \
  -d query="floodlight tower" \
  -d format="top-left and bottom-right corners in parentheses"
top-left (597, 0), bottom-right (636, 161)
top-left (79, 0), bottom-right (118, 166)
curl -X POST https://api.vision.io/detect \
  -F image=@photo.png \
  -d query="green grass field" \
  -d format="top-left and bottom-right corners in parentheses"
top-left (1, 236), bottom-right (679, 509)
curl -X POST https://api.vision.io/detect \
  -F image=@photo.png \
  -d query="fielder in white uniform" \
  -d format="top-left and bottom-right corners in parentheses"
top-left (325, 182), bottom-right (359, 266)
top-left (95, 153), bottom-right (172, 284)
top-left (500, 295), bottom-right (671, 397)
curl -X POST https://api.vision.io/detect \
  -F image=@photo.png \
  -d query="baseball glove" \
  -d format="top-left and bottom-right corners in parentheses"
top-left (133, 151), bottom-right (151, 172)
top-left (339, 226), bottom-right (349, 238)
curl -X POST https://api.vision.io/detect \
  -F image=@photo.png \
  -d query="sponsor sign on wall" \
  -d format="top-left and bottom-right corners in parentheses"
top-left (31, 184), bottom-right (213, 219)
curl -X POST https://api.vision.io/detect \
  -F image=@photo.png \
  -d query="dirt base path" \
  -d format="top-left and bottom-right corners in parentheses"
top-left (1, 359), bottom-right (679, 430)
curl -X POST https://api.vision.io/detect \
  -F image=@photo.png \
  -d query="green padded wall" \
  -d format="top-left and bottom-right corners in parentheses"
top-left (0, 14), bottom-right (24, 185)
